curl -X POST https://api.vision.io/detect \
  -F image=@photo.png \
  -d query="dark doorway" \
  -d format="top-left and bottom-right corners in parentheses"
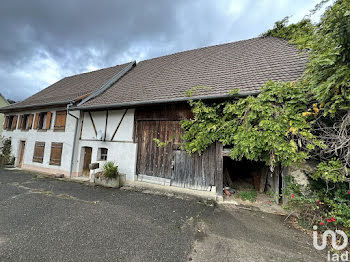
top-left (223, 157), bottom-right (268, 192)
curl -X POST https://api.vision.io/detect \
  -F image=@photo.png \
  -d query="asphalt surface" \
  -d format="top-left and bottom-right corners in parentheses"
top-left (0, 169), bottom-right (327, 262)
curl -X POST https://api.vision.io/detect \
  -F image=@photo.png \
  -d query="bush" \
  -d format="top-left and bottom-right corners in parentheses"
top-left (103, 161), bottom-right (119, 179)
top-left (284, 175), bottom-right (350, 237)
top-left (1, 138), bottom-right (13, 167)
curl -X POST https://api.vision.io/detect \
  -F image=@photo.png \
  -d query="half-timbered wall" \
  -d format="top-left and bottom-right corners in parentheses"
top-left (77, 109), bottom-right (137, 181)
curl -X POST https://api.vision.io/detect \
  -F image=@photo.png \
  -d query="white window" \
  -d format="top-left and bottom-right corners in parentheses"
top-left (98, 148), bottom-right (108, 161)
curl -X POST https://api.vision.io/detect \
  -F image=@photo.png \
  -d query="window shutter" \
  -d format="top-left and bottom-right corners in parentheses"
top-left (27, 114), bottom-right (34, 129)
top-left (33, 113), bottom-right (39, 129)
top-left (11, 115), bottom-right (18, 130)
top-left (54, 111), bottom-right (67, 131)
top-left (17, 115), bottom-right (23, 129)
top-left (33, 142), bottom-right (45, 163)
top-left (3, 116), bottom-right (8, 129)
top-left (49, 143), bottom-right (63, 166)
top-left (46, 112), bottom-right (52, 129)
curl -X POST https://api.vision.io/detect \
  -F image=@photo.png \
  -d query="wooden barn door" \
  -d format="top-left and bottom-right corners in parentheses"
top-left (136, 120), bottom-right (218, 190)
top-left (171, 143), bottom-right (217, 190)
top-left (136, 120), bottom-right (181, 179)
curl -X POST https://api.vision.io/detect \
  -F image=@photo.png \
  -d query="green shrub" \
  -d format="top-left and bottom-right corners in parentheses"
top-left (1, 138), bottom-right (13, 167)
top-left (284, 175), bottom-right (350, 237)
top-left (103, 161), bottom-right (119, 179)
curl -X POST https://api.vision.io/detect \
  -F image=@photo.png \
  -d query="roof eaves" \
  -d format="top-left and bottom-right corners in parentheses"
top-left (0, 101), bottom-right (69, 114)
top-left (72, 90), bottom-right (261, 111)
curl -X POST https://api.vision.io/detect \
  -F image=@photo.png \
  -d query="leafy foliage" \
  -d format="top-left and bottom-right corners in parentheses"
top-left (103, 161), bottom-right (119, 179)
top-left (304, 0), bottom-right (350, 115)
top-left (262, 17), bottom-right (314, 49)
top-left (312, 159), bottom-right (347, 183)
top-left (182, 81), bottom-right (325, 170)
top-left (0, 138), bottom-right (15, 167)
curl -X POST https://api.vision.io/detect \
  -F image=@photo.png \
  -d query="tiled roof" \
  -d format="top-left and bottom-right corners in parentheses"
top-left (78, 37), bottom-right (308, 109)
top-left (1, 62), bottom-right (133, 112)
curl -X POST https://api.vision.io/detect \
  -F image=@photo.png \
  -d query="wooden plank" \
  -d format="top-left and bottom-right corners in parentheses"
top-left (215, 142), bottom-right (223, 198)
top-left (17, 115), bottom-right (23, 129)
top-left (27, 114), bottom-right (34, 129)
top-left (111, 109), bottom-right (127, 141)
top-left (135, 103), bottom-right (193, 121)
top-left (46, 112), bottom-right (52, 129)
top-left (88, 112), bottom-right (97, 136)
top-left (33, 113), bottom-right (39, 129)
top-left (11, 115), bottom-right (18, 130)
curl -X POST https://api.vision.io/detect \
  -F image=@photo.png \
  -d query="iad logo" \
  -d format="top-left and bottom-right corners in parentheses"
top-left (313, 226), bottom-right (349, 261)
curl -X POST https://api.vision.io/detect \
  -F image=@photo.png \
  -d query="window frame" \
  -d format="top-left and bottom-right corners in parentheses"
top-left (98, 148), bottom-right (108, 161)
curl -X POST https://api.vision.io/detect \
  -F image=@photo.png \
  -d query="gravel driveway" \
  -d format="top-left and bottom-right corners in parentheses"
top-left (0, 169), bottom-right (326, 262)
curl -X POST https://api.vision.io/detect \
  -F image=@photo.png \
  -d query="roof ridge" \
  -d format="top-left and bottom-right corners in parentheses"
top-left (63, 61), bottom-right (133, 79)
top-left (138, 36), bottom-right (283, 64)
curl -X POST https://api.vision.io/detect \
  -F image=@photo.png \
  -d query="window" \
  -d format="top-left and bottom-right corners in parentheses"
top-left (4, 115), bottom-right (18, 131)
top-left (33, 142), bottom-right (45, 163)
top-left (49, 143), bottom-right (63, 166)
top-left (54, 111), bottom-right (67, 131)
top-left (18, 114), bottom-right (33, 130)
top-left (98, 148), bottom-right (108, 161)
top-left (34, 112), bottom-right (52, 130)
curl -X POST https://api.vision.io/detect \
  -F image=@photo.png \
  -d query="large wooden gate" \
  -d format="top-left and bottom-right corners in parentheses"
top-left (136, 118), bottom-right (219, 190)
top-left (136, 120), bottom-right (182, 179)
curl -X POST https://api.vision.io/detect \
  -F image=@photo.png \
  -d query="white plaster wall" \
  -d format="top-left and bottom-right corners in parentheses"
top-left (2, 108), bottom-right (79, 174)
top-left (77, 109), bottom-right (137, 181)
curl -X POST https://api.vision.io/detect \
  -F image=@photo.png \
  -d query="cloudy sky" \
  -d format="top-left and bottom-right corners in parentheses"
top-left (0, 0), bottom-right (326, 102)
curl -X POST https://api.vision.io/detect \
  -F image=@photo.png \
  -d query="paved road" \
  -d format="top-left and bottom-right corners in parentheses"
top-left (0, 170), bottom-right (326, 262)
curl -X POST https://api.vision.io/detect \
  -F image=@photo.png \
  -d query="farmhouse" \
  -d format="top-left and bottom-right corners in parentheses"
top-left (0, 37), bottom-right (307, 199)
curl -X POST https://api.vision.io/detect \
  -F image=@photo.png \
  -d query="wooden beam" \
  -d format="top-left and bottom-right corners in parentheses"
top-left (111, 109), bottom-right (128, 141)
top-left (104, 110), bottom-right (108, 141)
top-left (79, 112), bottom-right (84, 140)
top-left (88, 112), bottom-right (97, 136)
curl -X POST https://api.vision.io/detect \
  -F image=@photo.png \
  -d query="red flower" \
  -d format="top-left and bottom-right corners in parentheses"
top-left (317, 200), bottom-right (321, 204)
top-left (348, 191), bottom-right (350, 195)
top-left (291, 194), bottom-right (295, 199)
top-left (331, 217), bottom-right (336, 222)
top-left (326, 219), bottom-right (332, 223)
top-left (320, 222), bottom-right (325, 226)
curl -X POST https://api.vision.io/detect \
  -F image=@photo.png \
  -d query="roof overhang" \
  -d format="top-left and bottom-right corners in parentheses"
top-left (0, 101), bottom-right (70, 114)
top-left (72, 90), bottom-right (260, 111)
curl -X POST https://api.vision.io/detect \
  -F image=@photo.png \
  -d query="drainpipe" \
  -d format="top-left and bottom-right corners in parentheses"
top-left (67, 102), bottom-right (79, 178)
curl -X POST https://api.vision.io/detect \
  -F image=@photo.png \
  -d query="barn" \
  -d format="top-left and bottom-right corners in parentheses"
top-left (73, 37), bottom-right (308, 199)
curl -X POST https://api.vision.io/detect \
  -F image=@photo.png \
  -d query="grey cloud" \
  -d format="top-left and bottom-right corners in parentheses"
top-left (0, 0), bottom-right (317, 101)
